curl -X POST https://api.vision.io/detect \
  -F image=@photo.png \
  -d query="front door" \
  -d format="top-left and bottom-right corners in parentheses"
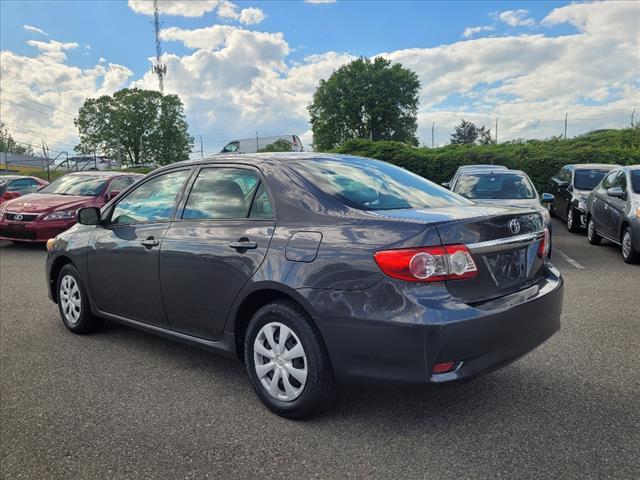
top-left (88, 168), bottom-right (192, 326)
top-left (160, 166), bottom-right (275, 340)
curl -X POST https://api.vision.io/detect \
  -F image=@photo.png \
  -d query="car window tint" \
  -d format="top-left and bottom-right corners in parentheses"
top-left (557, 167), bottom-right (571, 182)
top-left (182, 168), bottom-right (259, 219)
top-left (7, 178), bottom-right (39, 193)
top-left (222, 142), bottom-right (240, 153)
top-left (108, 177), bottom-right (132, 193)
top-left (630, 170), bottom-right (640, 194)
top-left (292, 157), bottom-right (471, 211)
top-left (614, 171), bottom-right (627, 190)
top-left (454, 173), bottom-right (535, 200)
top-left (574, 169), bottom-right (609, 190)
top-left (601, 171), bottom-right (618, 189)
top-left (111, 170), bottom-right (189, 224)
top-left (249, 182), bottom-right (273, 218)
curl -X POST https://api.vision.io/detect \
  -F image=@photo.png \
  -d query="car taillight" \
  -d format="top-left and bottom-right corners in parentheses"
top-left (373, 244), bottom-right (478, 282)
top-left (537, 228), bottom-right (550, 258)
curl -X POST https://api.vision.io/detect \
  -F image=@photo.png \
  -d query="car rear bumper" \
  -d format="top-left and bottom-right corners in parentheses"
top-left (302, 264), bottom-right (563, 386)
top-left (0, 220), bottom-right (74, 242)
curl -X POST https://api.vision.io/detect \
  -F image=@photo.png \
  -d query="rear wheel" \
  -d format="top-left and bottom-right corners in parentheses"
top-left (621, 227), bottom-right (640, 264)
top-left (587, 217), bottom-right (602, 245)
top-left (57, 264), bottom-right (104, 334)
top-left (244, 300), bottom-right (336, 419)
top-left (566, 206), bottom-right (580, 233)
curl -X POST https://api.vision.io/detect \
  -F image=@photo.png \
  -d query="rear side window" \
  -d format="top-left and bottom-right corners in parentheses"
top-left (7, 178), bottom-right (40, 194)
top-left (249, 183), bottom-right (273, 218)
top-left (291, 158), bottom-right (470, 211)
top-left (631, 170), bottom-right (640, 194)
top-left (182, 168), bottom-right (263, 220)
top-left (111, 169), bottom-right (190, 224)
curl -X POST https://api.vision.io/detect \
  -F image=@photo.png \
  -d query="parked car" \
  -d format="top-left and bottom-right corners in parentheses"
top-left (586, 165), bottom-right (640, 263)
top-left (450, 168), bottom-right (554, 255)
top-left (441, 164), bottom-right (508, 189)
top-left (0, 175), bottom-right (48, 204)
top-left (45, 153), bottom-right (562, 418)
top-left (220, 135), bottom-right (303, 154)
top-left (0, 171), bottom-right (141, 242)
top-left (548, 163), bottom-right (618, 233)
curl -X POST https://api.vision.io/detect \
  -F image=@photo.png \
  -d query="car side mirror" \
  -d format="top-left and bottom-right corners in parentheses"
top-left (606, 187), bottom-right (625, 199)
top-left (441, 181), bottom-right (450, 189)
top-left (541, 193), bottom-right (555, 204)
top-left (106, 190), bottom-right (121, 201)
top-left (78, 207), bottom-right (101, 226)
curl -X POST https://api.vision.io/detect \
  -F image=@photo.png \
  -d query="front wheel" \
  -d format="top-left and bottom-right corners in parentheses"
top-left (56, 264), bottom-right (104, 334)
top-left (587, 217), bottom-right (602, 245)
top-left (245, 300), bottom-right (336, 419)
top-left (621, 227), bottom-right (640, 264)
top-left (566, 206), bottom-right (581, 233)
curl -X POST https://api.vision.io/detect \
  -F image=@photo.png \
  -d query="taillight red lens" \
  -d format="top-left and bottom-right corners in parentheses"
top-left (373, 244), bottom-right (478, 282)
top-left (537, 228), bottom-right (550, 258)
top-left (432, 361), bottom-right (456, 374)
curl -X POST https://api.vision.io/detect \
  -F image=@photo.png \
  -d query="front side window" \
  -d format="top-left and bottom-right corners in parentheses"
top-left (39, 174), bottom-right (107, 197)
top-left (291, 157), bottom-right (471, 211)
top-left (613, 171), bottom-right (627, 190)
top-left (574, 169), bottom-right (610, 190)
top-left (557, 167), bottom-right (571, 183)
top-left (182, 168), bottom-right (261, 220)
top-left (222, 142), bottom-right (240, 153)
top-left (454, 173), bottom-right (535, 200)
top-left (601, 171), bottom-right (618, 189)
top-left (111, 169), bottom-right (190, 224)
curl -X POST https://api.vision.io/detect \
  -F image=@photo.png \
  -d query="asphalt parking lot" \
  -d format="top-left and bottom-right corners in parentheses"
top-left (1, 218), bottom-right (638, 480)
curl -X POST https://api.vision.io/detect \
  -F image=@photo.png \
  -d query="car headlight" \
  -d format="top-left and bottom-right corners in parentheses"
top-left (43, 210), bottom-right (77, 221)
top-left (577, 200), bottom-right (587, 211)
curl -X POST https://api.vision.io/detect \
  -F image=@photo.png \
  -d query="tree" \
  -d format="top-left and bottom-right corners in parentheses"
top-left (259, 139), bottom-right (294, 152)
top-left (0, 124), bottom-right (35, 156)
top-left (450, 119), bottom-right (495, 145)
top-left (74, 88), bottom-right (193, 165)
top-left (308, 57), bottom-right (421, 151)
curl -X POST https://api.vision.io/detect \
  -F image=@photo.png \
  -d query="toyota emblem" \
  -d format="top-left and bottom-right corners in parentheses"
top-left (15, 214), bottom-right (24, 221)
top-left (509, 219), bottom-right (521, 234)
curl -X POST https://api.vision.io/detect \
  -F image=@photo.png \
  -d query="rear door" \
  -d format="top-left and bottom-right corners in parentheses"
top-left (88, 168), bottom-right (192, 326)
top-left (605, 171), bottom-right (628, 238)
top-left (160, 166), bottom-right (275, 340)
top-left (593, 170), bottom-right (618, 236)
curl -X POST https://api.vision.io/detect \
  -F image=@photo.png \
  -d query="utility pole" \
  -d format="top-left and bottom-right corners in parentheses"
top-left (495, 117), bottom-right (499, 144)
top-left (152, 0), bottom-right (167, 93)
top-left (199, 135), bottom-right (204, 158)
top-left (256, 132), bottom-right (259, 152)
top-left (431, 121), bottom-right (435, 148)
top-left (564, 112), bottom-right (568, 139)
top-left (632, 108), bottom-right (636, 127)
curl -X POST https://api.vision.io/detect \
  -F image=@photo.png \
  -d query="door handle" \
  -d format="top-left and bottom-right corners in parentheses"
top-left (141, 237), bottom-right (160, 248)
top-left (229, 240), bottom-right (258, 250)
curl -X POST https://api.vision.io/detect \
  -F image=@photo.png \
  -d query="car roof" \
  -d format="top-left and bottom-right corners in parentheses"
top-left (570, 163), bottom-right (619, 170)
top-left (63, 171), bottom-right (141, 177)
top-left (0, 175), bottom-right (36, 180)
top-left (458, 168), bottom-right (526, 176)
top-left (458, 164), bottom-right (508, 170)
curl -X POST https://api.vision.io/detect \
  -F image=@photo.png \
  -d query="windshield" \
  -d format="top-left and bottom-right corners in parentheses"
top-left (39, 175), bottom-right (107, 196)
top-left (574, 169), bottom-right (609, 190)
top-left (291, 157), bottom-right (471, 210)
top-left (454, 173), bottom-right (535, 200)
top-left (631, 170), bottom-right (640, 194)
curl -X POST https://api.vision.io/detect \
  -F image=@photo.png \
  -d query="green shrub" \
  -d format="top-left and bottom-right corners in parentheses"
top-left (331, 128), bottom-right (640, 192)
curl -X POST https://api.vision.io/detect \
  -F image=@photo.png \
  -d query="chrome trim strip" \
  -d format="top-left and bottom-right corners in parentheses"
top-left (467, 231), bottom-right (544, 253)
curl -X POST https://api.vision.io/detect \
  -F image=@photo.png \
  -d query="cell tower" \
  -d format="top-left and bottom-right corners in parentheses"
top-left (152, 0), bottom-right (167, 93)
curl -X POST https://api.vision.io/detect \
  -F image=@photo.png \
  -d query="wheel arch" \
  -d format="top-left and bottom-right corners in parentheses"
top-left (49, 255), bottom-right (74, 303)
top-left (620, 220), bottom-right (630, 241)
top-left (228, 283), bottom-right (319, 362)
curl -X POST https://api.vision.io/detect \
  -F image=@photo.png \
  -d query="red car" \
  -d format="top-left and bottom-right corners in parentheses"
top-left (0, 171), bottom-right (142, 243)
top-left (0, 175), bottom-right (49, 204)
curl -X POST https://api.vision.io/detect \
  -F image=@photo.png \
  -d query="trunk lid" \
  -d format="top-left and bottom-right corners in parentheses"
top-left (370, 205), bottom-right (546, 303)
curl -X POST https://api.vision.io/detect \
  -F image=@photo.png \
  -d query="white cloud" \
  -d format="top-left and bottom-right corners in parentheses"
top-left (462, 25), bottom-right (495, 39)
top-left (498, 9), bottom-right (535, 27)
top-left (239, 7), bottom-right (266, 25)
top-left (23, 24), bottom-right (48, 36)
top-left (215, 1), bottom-right (266, 24)
top-left (127, 0), bottom-right (219, 17)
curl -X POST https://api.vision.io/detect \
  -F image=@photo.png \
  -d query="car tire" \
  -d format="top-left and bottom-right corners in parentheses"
top-left (244, 300), bottom-right (336, 419)
top-left (587, 217), bottom-right (602, 245)
top-left (56, 264), bottom-right (104, 334)
top-left (566, 206), bottom-right (580, 233)
top-left (621, 227), bottom-right (640, 264)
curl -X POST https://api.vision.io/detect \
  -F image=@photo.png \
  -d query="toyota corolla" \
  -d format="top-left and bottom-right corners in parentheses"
top-left (45, 154), bottom-right (563, 418)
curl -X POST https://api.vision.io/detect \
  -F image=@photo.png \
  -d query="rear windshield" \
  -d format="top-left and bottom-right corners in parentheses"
top-left (631, 170), bottom-right (640, 194)
top-left (454, 173), bottom-right (535, 200)
top-left (291, 157), bottom-right (471, 211)
top-left (39, 175), bottom-right (107, 197)
top-left (574, 169), bottom-right (609, 190)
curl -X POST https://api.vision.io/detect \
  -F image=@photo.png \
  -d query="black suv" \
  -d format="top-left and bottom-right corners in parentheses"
top-left (548, 164), bottom-right (618, 233)
top-left (586, 166), bottom-right (640, 263)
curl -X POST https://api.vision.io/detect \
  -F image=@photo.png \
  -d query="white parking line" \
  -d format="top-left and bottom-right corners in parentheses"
top-left (554, 248), bottom-right (586, 270)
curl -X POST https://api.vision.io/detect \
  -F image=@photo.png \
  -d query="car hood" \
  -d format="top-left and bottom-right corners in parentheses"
top-left (2, 193), bottom-right (95, 214)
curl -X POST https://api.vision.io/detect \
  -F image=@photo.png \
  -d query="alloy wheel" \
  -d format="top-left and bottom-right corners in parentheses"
top-left (588, 220), bottom-right (594, 240)
top-left (622, 231), bottom-right (632, 259)
top-left (59, 274), bottom-right (81, 325)
top-left (567, 208), bottom-right (573, 230)
top-left (253, 322), bottom-right (308, 402)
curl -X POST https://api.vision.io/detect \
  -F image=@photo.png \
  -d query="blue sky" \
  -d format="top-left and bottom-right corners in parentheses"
top-left (1, 1), bottom-right (638, 153)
